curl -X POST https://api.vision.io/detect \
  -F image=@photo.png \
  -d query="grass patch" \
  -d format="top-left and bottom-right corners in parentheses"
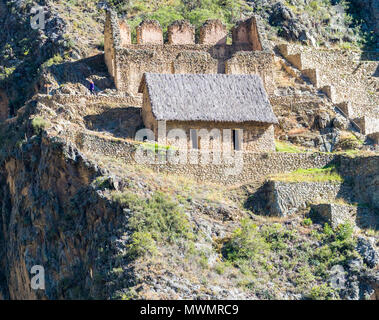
top-left (275, 140), bottom-right (304, 153)
top-left (271, 164), bottom-right (343, 183)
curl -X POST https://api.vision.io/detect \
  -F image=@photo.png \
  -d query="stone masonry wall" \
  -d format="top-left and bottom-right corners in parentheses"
top-left (355, 117), bottom-right (379, 135)
top-left (104, 10), bottom-right (121, 88)
top-left (76, 130), bottom-right (336, 185)
top-left (163, 120), bottom-right (275, 152)
top-left (168, 20), bottom-right (195, 45)
top-left (116, 45), bottom-right (274, 95)
top-left (199, 19), bottom-right (227, 45)
top-left (253, 181), bottom-right (352, 216)
top-left (104, 10), bottom-right (271, 95)
top-left (278, 44), bottom-right (379, 118)
top-left (225, 51), bottom-right (275, 94)
top-left (136, 20), bottom-right (163, 45)
top-left (119, 20), bottom-right (131, 46)
top-left (339, 155), bottom-right (379, 209)
top-left (232, 16), bottom-right (263, 51)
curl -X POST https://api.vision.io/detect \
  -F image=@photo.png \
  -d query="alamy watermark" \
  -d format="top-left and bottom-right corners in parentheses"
top-left (30, 6), bottom-right (45, 30)
top-left (134, 121), bottom-right (244, 177)
top-left (30, 265), bottom-right (45, 290)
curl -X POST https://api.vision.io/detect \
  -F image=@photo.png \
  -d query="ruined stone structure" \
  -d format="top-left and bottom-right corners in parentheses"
top-left (199, 19), bottom-right (227, 45)
top-left (232, 16), bottom-right (263, 51)
top-left (119, 20), bottom-right (131, 46)
top-left (136, 20), bottom-right (163, 45)
top-left (168, 20), bottom-right (195, 45)
top-left (103, 10), bottom-right (272, 97)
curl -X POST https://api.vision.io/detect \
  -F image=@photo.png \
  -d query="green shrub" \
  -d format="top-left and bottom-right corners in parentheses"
top-left (112, 191), bottom-right (193, 258)
top-left (128, 231), bottom-right (158, 258)
top-left (302, 218), bottom-right (313, 227)
top-left (312, 223), bottom-right (357, 277)
top-left (31, 117), bottom-right (50, 135)
top-left (308, 284), bottom-right (336, 300)
top-left (223, 219), bottom-right (270, 263)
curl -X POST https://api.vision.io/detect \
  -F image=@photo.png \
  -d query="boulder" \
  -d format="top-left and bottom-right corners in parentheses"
top-left (356, 237), bottom-right (379, 269)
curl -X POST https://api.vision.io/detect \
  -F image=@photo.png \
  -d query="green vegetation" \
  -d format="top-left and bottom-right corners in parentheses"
top-left (336, 132), bottom-right (363, 151)
top-left (41, 54), bottom-right (64, 69)
top-left (271, 164), bottom-right (343, 183)
top-left (275, 140), bottom-right (305, 153)
top-left (311, 223), bottom-right (358, 277)
top-left (31, 117), bottom-right (50, 135)
top-left (302, 218), bottom-right (313, 227)
top-left (112, 191), bottom-right (193, 258)
top-left (140, 141), bottom-right (176, 154)
top-left (220, 220), bottom-right (358, 299)
top-left (308, 283), bottom-right (336, 300)
top-left (223, 219), bottom-right (270, 264)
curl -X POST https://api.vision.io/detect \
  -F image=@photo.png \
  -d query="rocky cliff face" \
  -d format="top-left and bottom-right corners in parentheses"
top-left (0, 133), bottom-right (118, 299)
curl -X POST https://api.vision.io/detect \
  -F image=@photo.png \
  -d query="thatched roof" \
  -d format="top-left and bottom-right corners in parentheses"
top-left (138, 73), bottom-right (278, 124)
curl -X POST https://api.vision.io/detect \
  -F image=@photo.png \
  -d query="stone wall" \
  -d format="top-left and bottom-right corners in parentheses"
top-left (252, 181), bottom-right (351, 216)
top-left (199, 19), bottom-right (227, 45)
top-left (278, 43), bottom-right (379, 118)
top-left (172, 51), bottom-right (218, 74)
top-left (163, 121), bottom-right (275, 152)
top-left (104, 10), bottom-right (121, 88)
top-left (119, 20), bottom-right (131, 46)
top-left (225, 51), bottom-right (275, 94)
top-left (36, 94), bottom-right (142, 108)
top-left (136, 20), bottom-right (163, 45)
top-left (117, 45), bottom-right (222, 94)
top-left (168, 20), bottom-right (195, 45)
top-left (310, 203), bottom-right (357, 229)
top-left (115, 45), bottom-right (274, 95)
top-left (232, 16), bottom-right (263, 51)
top-left (76, 130), bottom-right (336, 185)
top-left (339, 155), bottom-right (379, 209)
top-left (354, 117), bottom-right (379, 135)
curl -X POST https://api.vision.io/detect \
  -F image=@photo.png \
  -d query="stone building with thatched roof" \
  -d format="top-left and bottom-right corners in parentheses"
top-left (138, 73), bottom-right (278, 152)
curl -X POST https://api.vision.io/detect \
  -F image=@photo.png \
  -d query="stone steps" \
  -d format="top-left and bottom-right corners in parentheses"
top-left (277, 44), bottom-right (372, 134)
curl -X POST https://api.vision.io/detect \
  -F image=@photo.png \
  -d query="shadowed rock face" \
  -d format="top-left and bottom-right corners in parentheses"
top-left (0, 90), bottom-right (8, 121)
